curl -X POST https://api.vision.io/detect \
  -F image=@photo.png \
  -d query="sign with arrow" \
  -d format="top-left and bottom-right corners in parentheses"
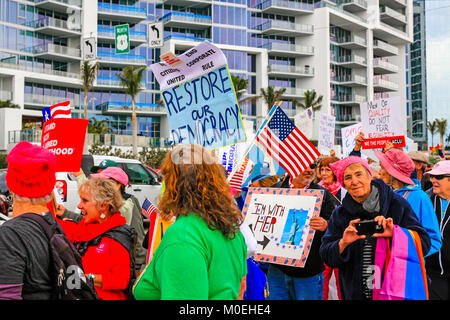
top-left (148, 22), bottom-right (163, 48)
top-left (242, 187), bottom-right (324, 268)
top-left (83, 37), bottom-right (97, 61)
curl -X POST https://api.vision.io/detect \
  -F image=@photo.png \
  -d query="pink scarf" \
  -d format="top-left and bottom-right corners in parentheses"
top-left (318, 180), bottom-right (342, 196)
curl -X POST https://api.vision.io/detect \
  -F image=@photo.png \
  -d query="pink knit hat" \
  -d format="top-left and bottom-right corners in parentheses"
top-left (6, 141), bottom-right (57, 198)
top-left (374, 149), bottom-right (415, 185)
top-left (90, 166), bottom-right (129, 186)
top-left (329, 156), bottom-right (372, 186)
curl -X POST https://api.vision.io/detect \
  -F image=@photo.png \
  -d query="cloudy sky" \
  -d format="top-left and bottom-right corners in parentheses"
top-left (425, 0), bottom-right (450, 146)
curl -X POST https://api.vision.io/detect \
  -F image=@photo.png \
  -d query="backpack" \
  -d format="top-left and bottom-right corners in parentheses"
top-left (76, 224), bottom-right (137, 300)
top-left (19, 213), bottom-right (99, 300)
top-left (243, 258), bottom-right (268, 300)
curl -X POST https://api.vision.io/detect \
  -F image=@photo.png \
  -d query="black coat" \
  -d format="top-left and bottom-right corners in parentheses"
top-left (319, 179), bottom-right (431, 300)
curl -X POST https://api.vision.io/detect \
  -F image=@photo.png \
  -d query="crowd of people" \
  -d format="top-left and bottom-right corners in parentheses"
top-left (0, 132), bottom-right (449, 301)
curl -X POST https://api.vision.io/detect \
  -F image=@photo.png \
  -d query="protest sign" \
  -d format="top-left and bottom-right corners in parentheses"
top-left (341, 122), bottom-right (363, 156)
top-left (146, 214), bottom-right (175, 263)
top-left (318, 113), bottom-right (336, 154)
top-left (150, 41), bottom-right (246, 150)
top-left (360, 96), bottom-right (405, 149)
top-left (294, 107), bottom-right (313, 140)
top-left (242, 187), bottom-right (324, 267)
top-left (41, 118), bottom-right (88, 172)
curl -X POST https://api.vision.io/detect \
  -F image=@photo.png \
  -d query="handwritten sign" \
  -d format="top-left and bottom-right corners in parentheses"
top-left (318, 114), bottom-right (335, 153)
top-left (341, 122), bottom-right (363, 156)
top-left (242, 187), bottom-right (324, 267)
top-left (41, 118), bottom-right (88, 172)
top-left (150, 41), bottom-right (246, 150)
top-left (360, 96), bottom-right (405, 149)
top-left (294, 107), bottom-right (313, 140)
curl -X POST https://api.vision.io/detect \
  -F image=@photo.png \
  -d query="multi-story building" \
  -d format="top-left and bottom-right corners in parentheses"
top-left (406, 0), bottom-right (427, 150)
top-left (0, 0), bottom-right (414, 154)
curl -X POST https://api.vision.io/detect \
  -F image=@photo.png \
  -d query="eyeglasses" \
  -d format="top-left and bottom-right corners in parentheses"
top-left (309, 163), bottom-right (317, 170)
top-left (431, 175), bottom-right (450, 180)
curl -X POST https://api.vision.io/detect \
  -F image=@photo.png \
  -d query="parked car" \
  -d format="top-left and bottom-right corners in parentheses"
top-left (55, 155), bottom-right (162, 213)
top-left (0, 170), bottom-right (12, 218)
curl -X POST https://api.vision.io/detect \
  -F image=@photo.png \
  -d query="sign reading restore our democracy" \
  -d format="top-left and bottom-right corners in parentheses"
top-left (150, 41), bottom-right (246, 150)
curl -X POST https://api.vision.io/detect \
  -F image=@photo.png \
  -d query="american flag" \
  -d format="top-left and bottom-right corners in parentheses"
top-left (256, 107), bottom-right (320, 180)
top-left (141, 198), bottom-right (158, 220)
top-left (228, 156), bottom-right (250, 192)
top-left (50, 101), bottom-right (71, 119)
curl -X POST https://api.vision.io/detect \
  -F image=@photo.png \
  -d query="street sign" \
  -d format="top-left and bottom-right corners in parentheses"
top-left (82, 37), bottom-right (97, 61)
top-left (115, 24), bottom-right (130, 54)
top-left (148, 22), bottom-right (163, 48)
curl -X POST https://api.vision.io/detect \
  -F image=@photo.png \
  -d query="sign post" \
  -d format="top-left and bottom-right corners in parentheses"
top-left (114, 24), bottom-right (130, 54)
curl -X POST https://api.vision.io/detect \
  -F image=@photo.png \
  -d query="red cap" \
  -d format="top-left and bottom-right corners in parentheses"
top-left (6, 141), bottom-right (57, 198)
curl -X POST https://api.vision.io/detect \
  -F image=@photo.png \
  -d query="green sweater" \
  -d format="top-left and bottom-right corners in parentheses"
top-left (133, 213), bottom-right (247, 300)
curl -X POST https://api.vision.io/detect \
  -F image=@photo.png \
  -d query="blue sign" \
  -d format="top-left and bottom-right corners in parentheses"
top-left (42, 107), bottom-right (51, 122)
top-left (161, 65), bottom-right (246, 150)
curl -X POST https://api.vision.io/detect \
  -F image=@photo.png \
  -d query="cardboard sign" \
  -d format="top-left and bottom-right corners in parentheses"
top-left (242, 187), bottom-right (324, 267)
top-left (360, 96), bottom-right (405, 149)
top-left (146, 214), bottom-right (175, 263)
top-left (318, 114), bottom-right (336, 153)
top-left (41, 118), bottom-right (88, 172)
top-left (150, 41), bottom-right (246, 150)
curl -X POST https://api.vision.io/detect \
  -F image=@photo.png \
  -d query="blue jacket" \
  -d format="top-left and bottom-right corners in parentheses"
top-left (319, 179), bottom-right (431, 300)
top-left (395, 179), bottom-right (442, 257)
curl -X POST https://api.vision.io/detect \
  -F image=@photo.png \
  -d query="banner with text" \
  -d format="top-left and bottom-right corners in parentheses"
top-left (360, 96), bottom-right (405, 149)
top-left (150, 41), bottom-right (246, 150)
top-left (243, 187), bottom-right (324, 267)
top-left (41, 118), bottom-right (89, 172)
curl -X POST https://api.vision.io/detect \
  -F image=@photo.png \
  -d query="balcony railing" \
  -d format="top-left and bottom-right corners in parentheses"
top-left (26, 16), bottom-right (81, 32)
top-left (331, 94), bottom-right (366, 103)
top-left (332, 34), bottom-right (367, 47)
top-left (380, 5), bottom-right (407, 24)
top-left (160, 12), bottom-right (212, 24)
top-left (254, 0), bottom-right (315, 12)
top-left (0, 61), bottom-right (80, 79)
top-left (261, 42), bottom-right (314, 55)
top-left (373, 77), bottom-right (398, 90)
top-left (373, 58), bottom-right (399, 72)
top-left (331, 54), bottom-right (366, 65)
top-left (331, 75), bottom-right (367, 85)
top-left (35, 0), bottom-right (82, 7)
top-left (268, 64), bottom-right (314, 76)
top-left (8, 129), bottom-right (42, 144)
top-left (97, 3), bottom-right (146, 18)
top-left (254, 20), bottom-right (314, 34)
top-left (0, 90), bottom-right (12, 101)
top-left (164, 34), bottom-right (211, 42)
top-left (373, 39), bottom-right (399, 55)
top-left (24, 93), bottom-right (78, 107)
top-left (97, 52), bottom-right (146, 64)
top-left (22, 43), bottom-right (81, 58)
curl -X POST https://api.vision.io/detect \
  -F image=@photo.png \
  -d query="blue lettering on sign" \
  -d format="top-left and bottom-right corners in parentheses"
top-left (164, 66), bottom-right (245, 149)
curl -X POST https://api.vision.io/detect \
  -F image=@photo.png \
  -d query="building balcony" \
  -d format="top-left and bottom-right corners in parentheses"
top-left (253, 0), bottom-right (314, 15)
top-left (97, 26), bottom-right (147, 46)
top-left (260, 42), bottom-right (314, 57)
top-left (330, 75), bottom-right (367, 86)
top-left (379, 0), bottom-right (406, 10)
top-left (330, 54), bottom-right (366, 68)
top-left (331, 34), bottom-right (366, 49)
top-left (253, 20), bottom-right (314, 36)
top-left (340, 0), bottom-right (367, 13)
top-left (97, 52), bottom-right (147, 67)
top-left (98, 101), bottom-right (166, 115)
top-left (0, 61), bottom-right (80, 82)
top-left (373, 39), bottom-right (398, 56)
top-left (274, 86), bottom-right (308, 99)
top-left (0, 90), bottom-right (12, 101)
top-left (8, 129), bottom-right (43, 145)
top-left (97, 3), bottom-right (147, 23)
top-left (380, 6), bottom-right (407, 27)
top-left (335, 113), bottom-right (359, 123)
top-left (373, 77), bottom-right (398, 91)
top-left (267, 64), bottom-right (314, 78)
top-left (161, 12), bottom-right (212, 30)
top-left (161, 0), bottom-right (211, 8)
top-left (22, 43), bottom-right (81, 62)
top-left (94, 76), bottom-right (146, 90)
top-left (24, 93), bottom-right (78, 109)
top-left (373, 58), bottom-right (399, 74)
top-left (35, 0), bottom-right (81, 12)
top-left (331, 93), bottom-right (366, 105)
top-left (27, 17), bottom-right (81, 37)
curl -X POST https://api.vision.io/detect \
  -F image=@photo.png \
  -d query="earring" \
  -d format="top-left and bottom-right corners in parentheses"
top-left (100, 213), bottom-right (106, 219)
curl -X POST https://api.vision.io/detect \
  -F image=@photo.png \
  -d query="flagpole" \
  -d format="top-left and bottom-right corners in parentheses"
top-left (227, 101), bottom-right (282, 183)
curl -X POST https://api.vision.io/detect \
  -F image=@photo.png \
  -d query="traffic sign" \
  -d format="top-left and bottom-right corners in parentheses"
top-left (148, 22), bottom-right (163, 48)
top-left (115, 24), bottom-right (130, 54)
top-left (82, 37), bottom-right (97, 61)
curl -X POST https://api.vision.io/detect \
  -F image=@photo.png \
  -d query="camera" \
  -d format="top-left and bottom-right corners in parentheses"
top-left (355, 220), bottom-right (384, 236)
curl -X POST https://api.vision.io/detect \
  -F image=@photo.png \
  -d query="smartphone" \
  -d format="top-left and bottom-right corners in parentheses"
top-left (355, 220), bottom-right (384, 236)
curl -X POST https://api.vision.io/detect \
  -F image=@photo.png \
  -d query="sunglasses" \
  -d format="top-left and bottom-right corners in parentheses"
top-left (309, 163), bottom-right (317, 170)
top-left (431, 175), bottom-right (450, 180)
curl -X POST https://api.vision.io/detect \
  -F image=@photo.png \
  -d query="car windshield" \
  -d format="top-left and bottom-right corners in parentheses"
top-left (126, 163), bottom-right (157, 185)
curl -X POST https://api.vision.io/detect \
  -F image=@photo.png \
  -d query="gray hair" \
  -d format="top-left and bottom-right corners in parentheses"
top-left (12, 192), bottom-right (53, 205)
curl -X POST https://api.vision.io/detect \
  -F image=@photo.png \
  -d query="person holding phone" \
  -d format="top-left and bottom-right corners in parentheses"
top-left (319, 156), bottom-right (430, 300)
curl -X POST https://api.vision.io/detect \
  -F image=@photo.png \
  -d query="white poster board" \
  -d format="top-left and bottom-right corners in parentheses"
top-left (294, 107), bottom-right (313, 140)
top-left (243, 187), bottom-right (324, 267)
top-left (318, 113), bottom-right (336, 154)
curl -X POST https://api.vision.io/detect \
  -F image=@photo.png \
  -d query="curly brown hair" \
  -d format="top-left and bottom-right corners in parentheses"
top-left (159, 144), bottom-right (243, 239)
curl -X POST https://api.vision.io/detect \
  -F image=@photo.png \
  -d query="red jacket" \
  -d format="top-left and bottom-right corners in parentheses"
top-left (58, 214), bottom-right (131, 300)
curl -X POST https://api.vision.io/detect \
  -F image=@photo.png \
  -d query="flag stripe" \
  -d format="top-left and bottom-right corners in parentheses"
top-left (50, 101), bottom-right (71, 119)
top-left (290, 129), bottom-right (317, 164)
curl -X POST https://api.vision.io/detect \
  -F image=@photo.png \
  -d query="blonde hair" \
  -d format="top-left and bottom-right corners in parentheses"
top-left (79, 177), bottom-right (123, 213)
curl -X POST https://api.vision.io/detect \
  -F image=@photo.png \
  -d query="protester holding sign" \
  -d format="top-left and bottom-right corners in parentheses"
top-left (320, 156), bottom-right (430, 300)
top-left (266, 165), bottom-right (339, 300)
top-left (133, 144), bottom-right (247, 300)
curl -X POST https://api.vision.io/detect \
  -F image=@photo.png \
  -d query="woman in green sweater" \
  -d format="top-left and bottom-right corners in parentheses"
top-left (133, 144), bottom-right (247, 300)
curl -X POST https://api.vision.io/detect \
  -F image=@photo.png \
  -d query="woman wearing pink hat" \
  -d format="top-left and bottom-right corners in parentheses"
top-left (423, 160), bottom-right (450, 299)
top-left (374, 148), bottom-right (442, 258)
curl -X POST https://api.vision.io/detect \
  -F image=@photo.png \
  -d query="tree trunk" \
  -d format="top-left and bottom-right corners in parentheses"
top-left (132, 96), bottom-right (138, 157)
top-left (84, 90), bottom-right (88, 120)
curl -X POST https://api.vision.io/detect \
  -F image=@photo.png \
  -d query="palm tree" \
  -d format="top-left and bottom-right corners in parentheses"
top-left (116, 65), bottom-right (146, 157)
top-left (428, 120), bottom-right (438, 147)
top-left (260, 86), bottom-right (286, 112)
top-left (294, 89), bottom-right (323, 120)
top-left (88, 117), bottom-right (113, 134)
top-left (231, 75), bottom-right (248, 102)
top-left (436, 118), bottom-right (448, 148)
top-left (80, 61), bottom-right (100, 120)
